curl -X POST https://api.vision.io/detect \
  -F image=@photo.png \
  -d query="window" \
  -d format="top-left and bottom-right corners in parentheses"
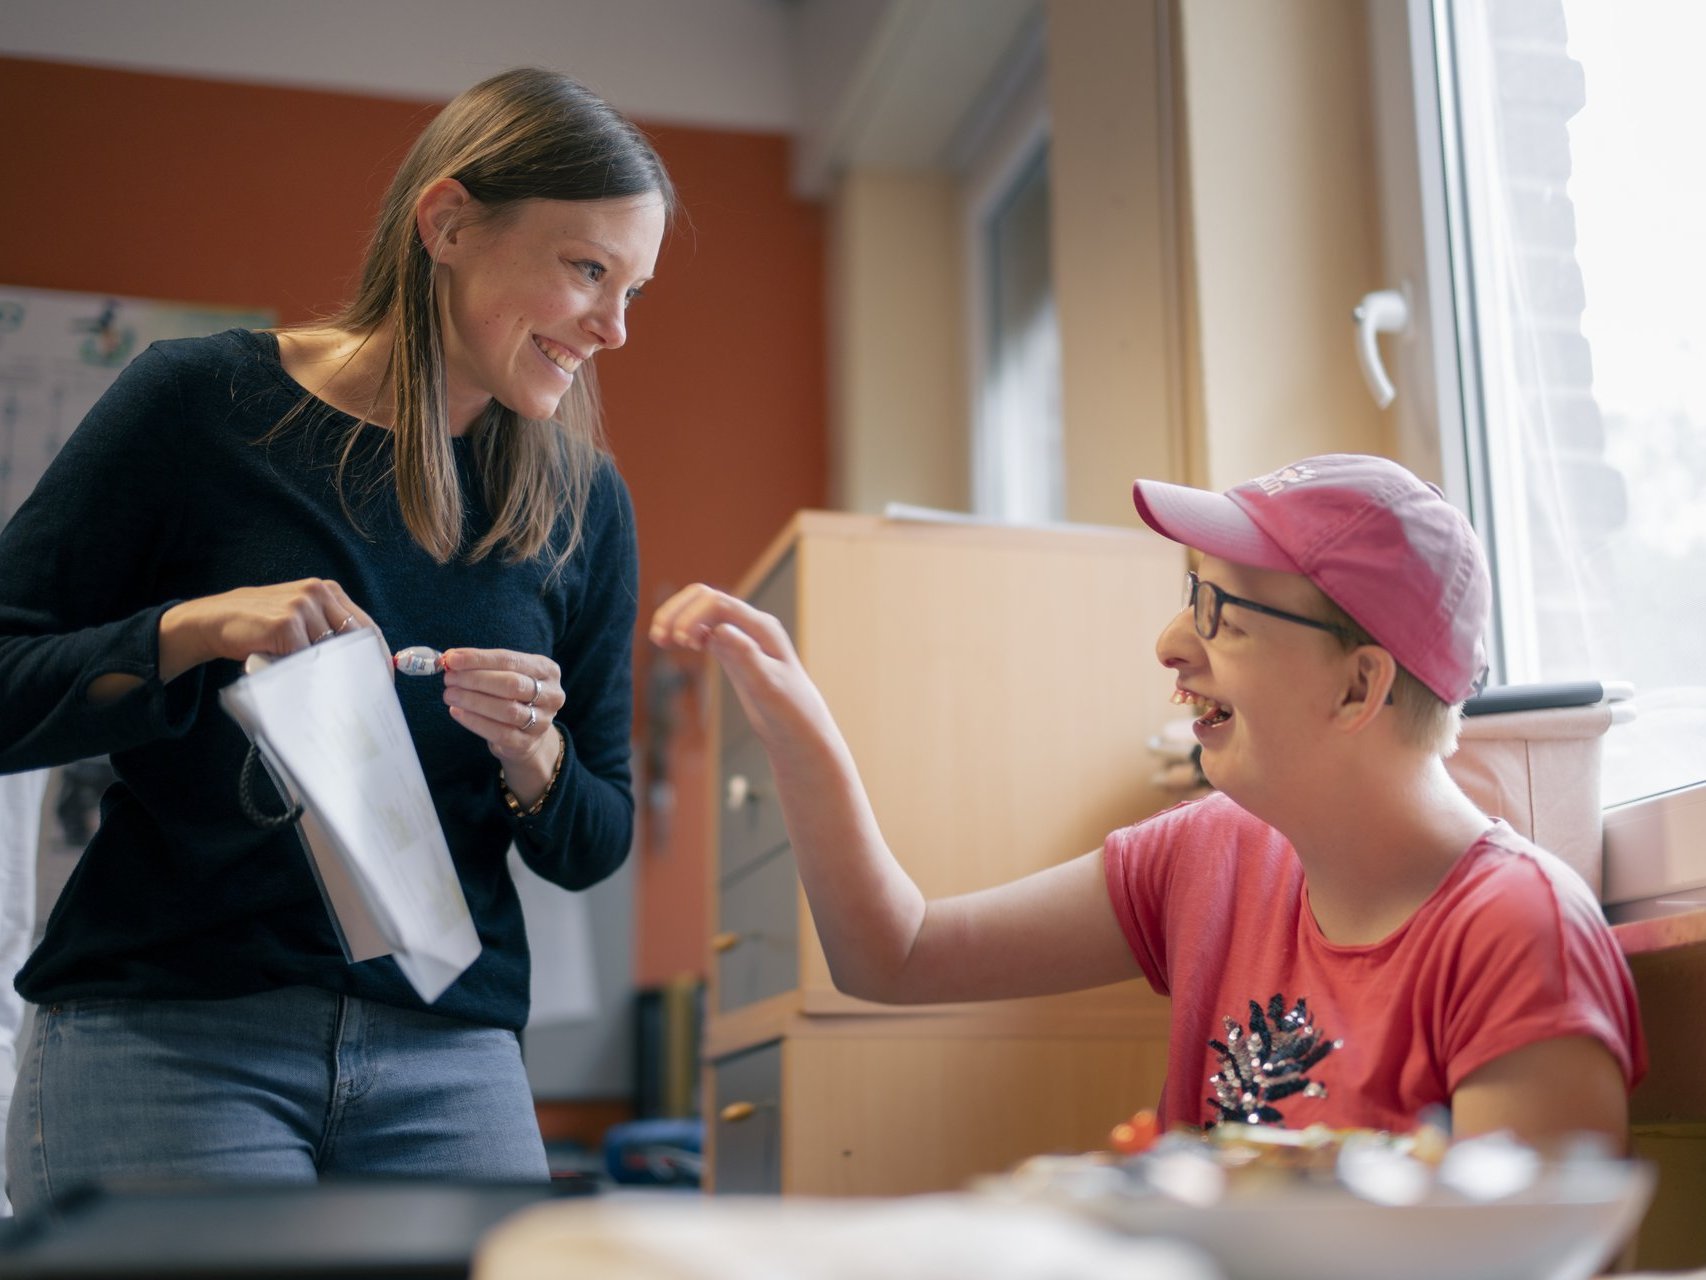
top-left (1378, 0), bottom-right (1706, 812)
top-left (959, 23), bottom-right (1063, 524)
top-left (972, 143), bottom-right (1062, 523)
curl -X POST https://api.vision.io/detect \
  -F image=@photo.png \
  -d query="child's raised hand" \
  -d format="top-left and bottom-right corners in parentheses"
top-left (648, 583), bottom-right (824, 746)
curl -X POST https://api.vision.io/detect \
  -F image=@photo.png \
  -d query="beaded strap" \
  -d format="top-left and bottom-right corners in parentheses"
top-left (500, 728), bottom-right (566, 819)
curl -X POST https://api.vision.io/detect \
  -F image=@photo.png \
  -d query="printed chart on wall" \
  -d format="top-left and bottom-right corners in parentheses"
top-left (0, 285), bottom-right (274, 526)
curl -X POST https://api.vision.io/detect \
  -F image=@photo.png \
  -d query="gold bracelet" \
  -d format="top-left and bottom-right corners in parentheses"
top-left (500, 728), bottom-right (566, 819)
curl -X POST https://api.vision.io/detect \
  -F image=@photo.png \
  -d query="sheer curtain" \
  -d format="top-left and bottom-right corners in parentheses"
top-left (1442, 0), bottom-right (1706, 807)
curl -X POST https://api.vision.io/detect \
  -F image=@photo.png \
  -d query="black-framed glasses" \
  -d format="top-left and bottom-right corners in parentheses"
top-left (1184, 571), bottom-right (1356, 642)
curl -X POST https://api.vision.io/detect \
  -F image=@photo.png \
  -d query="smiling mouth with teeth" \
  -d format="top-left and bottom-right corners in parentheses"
top-left (533, 335), bottom-right (581, 376)
top-left (1172, 688), bottom-right (1233, 726)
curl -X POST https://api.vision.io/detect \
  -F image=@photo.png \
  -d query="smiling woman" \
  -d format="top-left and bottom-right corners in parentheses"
top-left (0, 67), bottom-right (675, 1218)
top-left (278, 67), bottom-right (675, 573)
top-left (416, 188), bottom-right (666, 429)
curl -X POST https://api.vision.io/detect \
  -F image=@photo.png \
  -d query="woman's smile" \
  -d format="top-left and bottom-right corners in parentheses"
top-left (531, 333), bottom-right (584, 381)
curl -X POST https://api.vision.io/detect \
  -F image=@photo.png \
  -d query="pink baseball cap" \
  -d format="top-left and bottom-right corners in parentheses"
top-left (1131, 454), bottom-right (1490, 703)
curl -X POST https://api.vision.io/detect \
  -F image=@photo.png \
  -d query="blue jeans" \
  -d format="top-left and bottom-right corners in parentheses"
top-left (4, 986), bottom-right (548, 1220)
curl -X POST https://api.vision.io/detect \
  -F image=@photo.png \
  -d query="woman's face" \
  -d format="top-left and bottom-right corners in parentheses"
top-left (431, 192), bottom-right (667, 432)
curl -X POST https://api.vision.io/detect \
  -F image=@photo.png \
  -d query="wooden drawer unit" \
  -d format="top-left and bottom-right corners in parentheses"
top-left (703, 513), bottom-right (1183, 1195)
top-left (710, 1040), bottom-right (783, 1194)
top-left (714, 844), bottom-right (800, 1013)
top-left (715, 553), bottom-right (797, 761)
top-left (717, 733), bottom-right (788, 882)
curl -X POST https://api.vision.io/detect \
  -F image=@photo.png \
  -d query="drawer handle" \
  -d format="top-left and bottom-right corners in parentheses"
top-left (710, 931), bottom-right (742, 954)
top-left (719, 1101), bottom-right (758, 1123)
top-left (725, 774), bottom-right (758, 811)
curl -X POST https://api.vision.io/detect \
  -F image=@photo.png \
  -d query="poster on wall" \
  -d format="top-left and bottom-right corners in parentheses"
top-left (0, 284), bottom-right (274, 526)
top-left (0, 284), bottom-right (275, 992)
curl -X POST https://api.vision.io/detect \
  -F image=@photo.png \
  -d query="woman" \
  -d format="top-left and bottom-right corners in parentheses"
top-left (0, 68), bottom-right (673, 1216)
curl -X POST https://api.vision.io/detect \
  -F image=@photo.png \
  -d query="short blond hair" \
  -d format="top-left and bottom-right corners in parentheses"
top-left (1318, 595), bottom-right (1463, 757)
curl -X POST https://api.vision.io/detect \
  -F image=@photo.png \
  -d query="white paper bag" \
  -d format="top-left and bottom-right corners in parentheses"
top-left (220, 629), bottom-right (480, 1002)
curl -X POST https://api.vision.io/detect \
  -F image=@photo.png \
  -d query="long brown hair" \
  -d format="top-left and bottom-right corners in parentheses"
top-left (315, 68), bottom-right (674, 574)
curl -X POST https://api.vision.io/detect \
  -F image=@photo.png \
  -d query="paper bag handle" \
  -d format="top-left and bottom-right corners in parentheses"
top-left (239, 742), bottom-right (305, 829)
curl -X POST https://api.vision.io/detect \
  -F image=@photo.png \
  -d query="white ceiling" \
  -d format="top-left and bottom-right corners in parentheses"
top-left (790, 0), bottom-right (1038, 193)
top-left (0, 0), bottom-right (1043, 194)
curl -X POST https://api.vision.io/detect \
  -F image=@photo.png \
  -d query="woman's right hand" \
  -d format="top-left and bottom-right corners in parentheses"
top-left (158, 579), bottom-right (379, 682)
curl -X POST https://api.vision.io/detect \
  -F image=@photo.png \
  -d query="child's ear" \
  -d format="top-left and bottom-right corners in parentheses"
top-left (1338, 645), bottom-right (1397, 733)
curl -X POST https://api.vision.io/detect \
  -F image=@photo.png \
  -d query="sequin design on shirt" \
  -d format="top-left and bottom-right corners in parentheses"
top-left (1207, 994), bottom-right (1342, 1126)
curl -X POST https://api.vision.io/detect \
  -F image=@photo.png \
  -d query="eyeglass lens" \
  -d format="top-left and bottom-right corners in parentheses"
top-left (1185, 573), bottom-right (1218, 640)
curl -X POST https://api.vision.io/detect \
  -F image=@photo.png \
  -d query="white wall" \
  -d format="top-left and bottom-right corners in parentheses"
top-left (0, 0), bottom-right (797, 128)
top-left (828, 169), bottom-right (968, 512)
top-left (1174, 0), bottom-right (1389, 487)
top-left (2, 0), bottom-right (1039, 192)
top-left (1047, 0), bottom-right (1187, 522)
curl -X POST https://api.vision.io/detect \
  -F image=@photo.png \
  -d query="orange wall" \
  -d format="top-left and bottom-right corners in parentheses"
top-left (0, 55), bottom-right (827, 988)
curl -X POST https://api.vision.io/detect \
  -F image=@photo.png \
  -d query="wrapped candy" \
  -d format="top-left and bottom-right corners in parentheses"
top-left (394, 645), bottom-right (444, 677)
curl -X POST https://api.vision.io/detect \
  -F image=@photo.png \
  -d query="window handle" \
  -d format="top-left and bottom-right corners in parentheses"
top-left (1352, 288), bottom-right (1410, 409)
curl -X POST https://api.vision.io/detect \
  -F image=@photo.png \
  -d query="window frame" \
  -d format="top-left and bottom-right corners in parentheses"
top-left (1367, 0), bottom-right (1706, 889)
top-left (956, 22), bottom-right (1058, 522)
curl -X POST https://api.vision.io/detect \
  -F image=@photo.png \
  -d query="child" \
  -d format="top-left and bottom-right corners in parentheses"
top-left (650, 454), bottom-right (1644, 1143)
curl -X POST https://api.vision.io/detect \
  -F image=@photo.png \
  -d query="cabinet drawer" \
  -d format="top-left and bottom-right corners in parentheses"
top-left (750, 551), bottom-right (797, 630)
top-left (715, 844), bottom-right (800, 1014)
top-left (710, 1040), bottom-right (782, 1194)
top-left (717, 552), bottom-right (798, 753)
top-left (718, 733), bottom-right (789, 881)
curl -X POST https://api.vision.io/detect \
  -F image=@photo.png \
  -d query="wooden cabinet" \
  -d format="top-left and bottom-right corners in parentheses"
top-left (704, 512), bottom-right (1183, 1196)
top-left (1614, 913), bottom-right (1706, 1268)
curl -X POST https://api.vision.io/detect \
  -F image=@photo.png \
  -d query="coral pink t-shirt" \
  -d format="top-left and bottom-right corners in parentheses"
top-left (1103, 793), bottom-right (1646, 1131)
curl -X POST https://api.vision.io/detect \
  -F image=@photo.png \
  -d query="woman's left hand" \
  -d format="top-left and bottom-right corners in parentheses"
top-left (440, 647), bottom-right (564, 772)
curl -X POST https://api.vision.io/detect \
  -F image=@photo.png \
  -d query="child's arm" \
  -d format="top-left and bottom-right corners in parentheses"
top-left (1450, 1035), bottom-right (1628, 1149)
top-left (650, 584), bottom-right (1143, 1005)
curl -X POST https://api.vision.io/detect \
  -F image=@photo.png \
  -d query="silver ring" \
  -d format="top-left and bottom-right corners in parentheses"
top-left (312, 628), bottom-right (335, 644)
top-left (528, 676), bottom-right (542, 707)
top-left (524, 704), bottom-right (537, 731)
top-left (335, 615), bottom-right (355, 634)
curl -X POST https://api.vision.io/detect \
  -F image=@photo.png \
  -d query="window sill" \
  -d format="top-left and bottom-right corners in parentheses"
top-left (1602, 782), bottom-right (1706, 938)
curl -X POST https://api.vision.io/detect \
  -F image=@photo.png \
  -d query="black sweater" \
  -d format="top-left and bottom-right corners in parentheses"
top-left (0, 330), bottom-right (637, 1030)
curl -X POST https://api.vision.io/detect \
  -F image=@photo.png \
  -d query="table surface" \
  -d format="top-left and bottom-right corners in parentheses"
top-left (1612, 906), bottom-right (1706, 957)
top-left (0, 1178), bottom-right (594, 1279)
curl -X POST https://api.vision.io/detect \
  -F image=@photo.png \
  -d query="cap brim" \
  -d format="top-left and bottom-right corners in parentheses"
top-left (1131, 478), bottom-right (1300, 573)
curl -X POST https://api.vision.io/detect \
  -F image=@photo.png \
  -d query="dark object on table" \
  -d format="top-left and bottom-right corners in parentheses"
top-left (1461, 681), bottom-right (1617, 717)
top-left (603, 1117), bottom-right (704, 1187)
top-left (0, 1177), bottom-right (594, 1279)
